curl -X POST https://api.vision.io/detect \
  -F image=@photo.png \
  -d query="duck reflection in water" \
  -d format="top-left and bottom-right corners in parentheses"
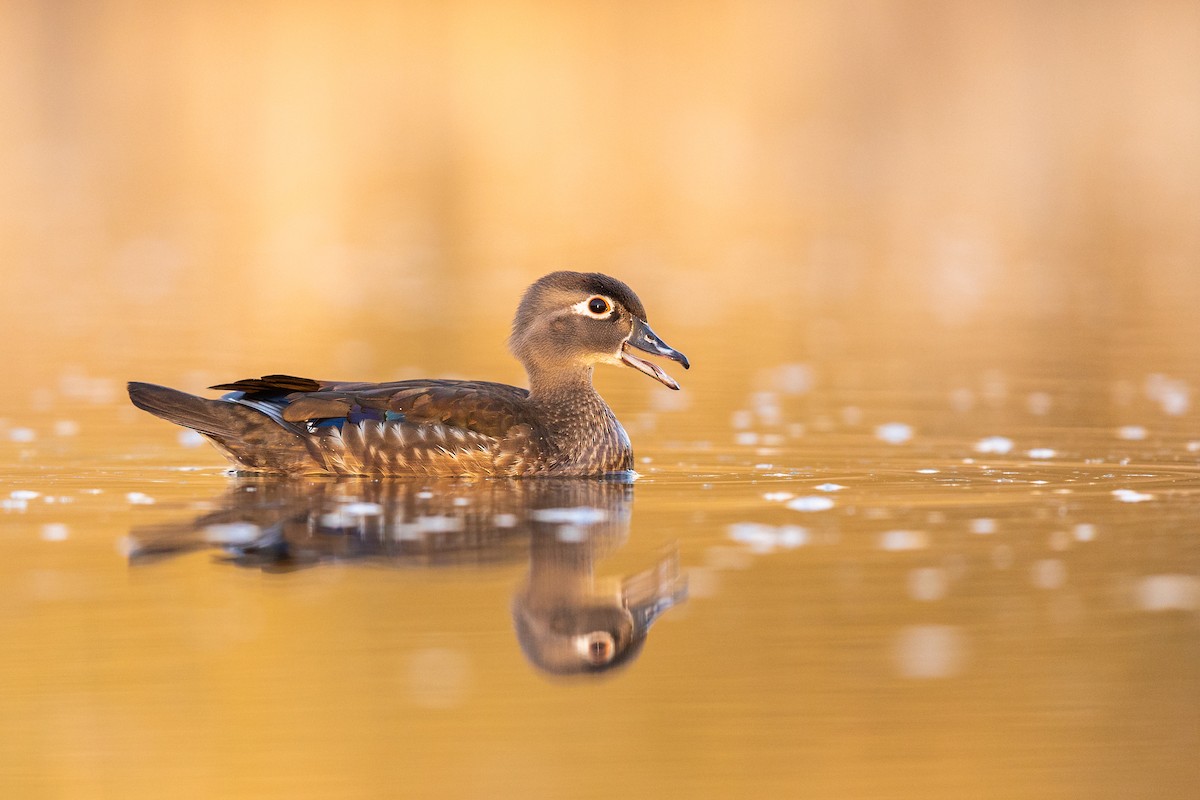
top-left (128, 477), bottom-right (686, 676)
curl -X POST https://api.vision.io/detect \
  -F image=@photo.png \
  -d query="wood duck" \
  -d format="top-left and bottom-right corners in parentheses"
top-left (127, 271), bottom-right (689, 476)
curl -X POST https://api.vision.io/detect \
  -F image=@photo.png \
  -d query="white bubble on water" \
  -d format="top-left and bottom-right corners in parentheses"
top-left (53, 420), bottom-right (80, 437)
top-left (974, 436), bottom-right (1013, 455)
top-left (40, 523), bottom-right (69, 542)
top-left (1116, 425), bottom-right (1147, 441)
top-left (8, 428), bottom-right (36, 443)
top-left (893, 625), bottom-right (966, 679)
top-left (1134, 574), bottom-right (1199, 611)
top-left (775, 363), bottom-right (815, 395)
top-left (339, 502), bottom-right (383, 516)
top-left (813, 483), bottom-right (846, 492)
top-left (1027, 448), bottom-right (1057, 459)
top-left (531, 507), bottom-right (608, 525)
top-left (1031, 559), bottom-right (1066, 589)
top-left (786, 496), bottom-right (835, 512)
top-left (125, 492), bottom-right (155, 505)
top-left (1112, 489), bottom-right (1153, 503)
top-left (1073, 523), bottom-right (1096, 542)
top-left (879, 530), bottom-right (928, 551)
top-left (875, 423), bottom-right (914, 444)
top-left (969, 518), bottom-right (997, 535)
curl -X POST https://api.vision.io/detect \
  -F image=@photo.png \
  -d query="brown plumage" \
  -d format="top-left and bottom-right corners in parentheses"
top-left (128, 271), bottom-right (690, 476)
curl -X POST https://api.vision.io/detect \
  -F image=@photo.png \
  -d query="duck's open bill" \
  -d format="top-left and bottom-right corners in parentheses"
top-left (619, 317), bottom-right (690, 390)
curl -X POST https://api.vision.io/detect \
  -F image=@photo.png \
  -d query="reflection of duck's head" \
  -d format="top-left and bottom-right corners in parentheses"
top-left (512, 548), bottom-right (686, 676)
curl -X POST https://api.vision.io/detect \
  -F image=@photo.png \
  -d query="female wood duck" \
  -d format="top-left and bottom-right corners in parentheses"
top-left (128, 271), bottom-right (689, 477)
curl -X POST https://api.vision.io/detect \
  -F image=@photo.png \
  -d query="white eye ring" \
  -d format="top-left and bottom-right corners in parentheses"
top-left (572, 295), bottom-right (613, 318)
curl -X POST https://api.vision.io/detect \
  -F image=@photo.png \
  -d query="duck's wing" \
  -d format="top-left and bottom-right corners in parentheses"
top-left (211, 374), bottom-right (534, 439)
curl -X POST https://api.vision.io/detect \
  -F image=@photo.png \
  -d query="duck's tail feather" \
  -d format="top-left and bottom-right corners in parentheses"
top-left (127, 382), bottom-right (312, 471)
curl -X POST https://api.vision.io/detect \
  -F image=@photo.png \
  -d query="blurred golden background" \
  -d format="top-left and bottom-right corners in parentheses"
top-left (3, 0), bottom-right (1199, 397)
top-left (3, 6), bottom-right (1200, 798)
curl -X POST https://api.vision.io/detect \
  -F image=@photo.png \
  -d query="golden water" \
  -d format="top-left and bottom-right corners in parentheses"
top-left (4, 3), bottom-right (1200, 797)
top-left (2, 321), bottom-right (1198, 798)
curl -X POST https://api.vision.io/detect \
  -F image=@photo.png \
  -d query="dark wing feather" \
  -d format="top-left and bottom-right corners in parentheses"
top-left (212, 375), bottom-right (533, 440)
top-left (210, 374), bottom-right (325, 395)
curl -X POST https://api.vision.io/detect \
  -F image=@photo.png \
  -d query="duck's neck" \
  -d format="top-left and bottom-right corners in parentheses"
top-left (527, 366), bottom-right (631, 471)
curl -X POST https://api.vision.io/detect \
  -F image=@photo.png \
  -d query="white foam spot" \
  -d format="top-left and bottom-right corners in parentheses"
top-left (1073, 523), bottom-right (1096, 542)
top-left (531, 507), bottom-right (608, 525)
top-left (775, 363), bottom-right (814, 395)
top-left (974, 436), bottom-right (1013, 455)
top-left (727, 522), bottom-right (809, 553)
top-left (785, 496), bottom-right (835, 512)
top-left (1116, 425), bottom-right (1148, 441)
top-left (875, 422), bottom-right (914, 444)
top-left (969, 518), bottom-right (997, 535)
top-left (894, 625), bottom-right (966, 678)
top-left (493, 513), bottom-right (518, 528)
top-left (8, 428), bottom-right (36, 443)
top-left (1027, 448), bottom-right (1057, 459)
top-left (53, 420), bottom-right (81, 437)
top-left (10, 490), bottom-right (39, 501)
top-left (1031, 559), bottom-right (1066, 589)
top-left (40, 523), bottom-right (69, 542)
top-left (339, 502), bottom-right (383, 516)
top-left (1134, 574), bottom-right (1199, 611)
top-left (1112, 488), bottom-right (1153, 503)
top-left (728, 522), bottom-right (777, 553)
top-left (416, 491), bottom-right (434, 500)
top-left (761, 492), bottom-right (794, 502)
top-left (776, 526), bottom-right (809, 548)
top-left (813, 483), bottom-right (846, 492)
top-left (125, 492), bottom-right (155, 505)
top-left (734, 432), bottom-right (759, 446)
top-left (916, 468), bottom-right (939, 474)
top-left (879, 530), bottom-right (928, 551)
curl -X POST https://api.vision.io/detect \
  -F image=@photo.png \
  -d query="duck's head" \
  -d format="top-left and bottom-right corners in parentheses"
top-left (509, 271), bottom-right (690, 389)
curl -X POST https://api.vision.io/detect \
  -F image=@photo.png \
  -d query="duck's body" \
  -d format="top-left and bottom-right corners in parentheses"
top-left (128, 272), bottom-right (688, 477)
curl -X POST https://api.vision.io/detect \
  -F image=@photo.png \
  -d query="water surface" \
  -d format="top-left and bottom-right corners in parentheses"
top-left (2, 325), bottom-right (1198, 799)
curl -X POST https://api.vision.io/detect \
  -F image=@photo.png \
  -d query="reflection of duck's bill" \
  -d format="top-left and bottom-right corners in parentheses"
top-left (624, 549), bottom-right (688, 634)
top-left (620, 317), bottom-right (690, 390)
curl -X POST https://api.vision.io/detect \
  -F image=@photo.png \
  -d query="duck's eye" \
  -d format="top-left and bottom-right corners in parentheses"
top-left (575, 631), bottom-right (617, 665)
top-left (587, 296), bottom-right (610, 315)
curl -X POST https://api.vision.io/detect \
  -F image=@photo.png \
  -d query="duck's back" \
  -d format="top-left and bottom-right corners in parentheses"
top-left (130, 375), bottom-right (565, 476)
